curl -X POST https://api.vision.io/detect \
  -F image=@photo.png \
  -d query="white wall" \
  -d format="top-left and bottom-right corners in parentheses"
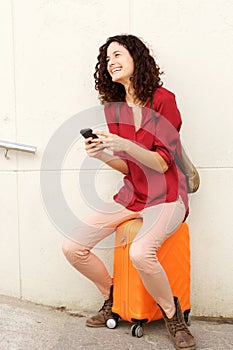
top-left (0, 0), bottom-right (232, 317)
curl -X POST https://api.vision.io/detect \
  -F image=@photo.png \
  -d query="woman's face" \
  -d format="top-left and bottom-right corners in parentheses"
top-left (106, 41), bottom-right (134, 87)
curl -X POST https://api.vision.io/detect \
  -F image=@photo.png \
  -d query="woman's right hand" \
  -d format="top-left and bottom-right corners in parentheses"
top-left (84, 137), bottom-right (105, 158)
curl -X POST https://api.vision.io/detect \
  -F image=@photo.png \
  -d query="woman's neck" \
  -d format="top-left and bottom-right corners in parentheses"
top-left (125, 88), bottom-right (140, 106)
top-left (124, 85), bottom-right (146, 107)
top-left (125, 85), bottom-right (134, 102)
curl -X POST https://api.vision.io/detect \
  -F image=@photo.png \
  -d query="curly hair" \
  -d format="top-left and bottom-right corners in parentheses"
top-left (94, 34), bottom-right (163, 104)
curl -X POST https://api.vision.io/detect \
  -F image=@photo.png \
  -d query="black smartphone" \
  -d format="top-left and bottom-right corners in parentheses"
top-left (80, 128), bottom-right (99, 144)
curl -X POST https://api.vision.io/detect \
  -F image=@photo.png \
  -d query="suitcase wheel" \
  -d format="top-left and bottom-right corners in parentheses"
top-left (131, 324), bottom-right (144, 338)
top-left (183, 309), bottom-right (191, 326)
top-left (106, 314), bottom-right (119, 329)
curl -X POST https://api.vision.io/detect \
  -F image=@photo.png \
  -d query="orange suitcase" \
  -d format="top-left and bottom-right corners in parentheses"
top-left (106, 219), bottom-right (191, 337)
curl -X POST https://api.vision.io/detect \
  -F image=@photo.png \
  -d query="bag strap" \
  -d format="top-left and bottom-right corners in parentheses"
top-left (116, 103), bottom-right (120, 124)
top-left (150, 98), bottom-right (158, 125)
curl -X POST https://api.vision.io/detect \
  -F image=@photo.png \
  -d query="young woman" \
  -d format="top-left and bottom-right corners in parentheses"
top-left (62, 34), bottom-right (196, 350)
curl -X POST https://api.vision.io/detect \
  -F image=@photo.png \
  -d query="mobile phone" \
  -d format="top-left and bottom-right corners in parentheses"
top-left (80, 128), bottom-right (99, 144)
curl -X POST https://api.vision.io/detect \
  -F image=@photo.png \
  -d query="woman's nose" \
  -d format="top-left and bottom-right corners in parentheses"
top-left (108, 57), bottom-right (116, 66)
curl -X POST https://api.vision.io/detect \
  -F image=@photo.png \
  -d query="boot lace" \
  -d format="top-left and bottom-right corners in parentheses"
top-left (168, 316), bottom-right (192, 336)
top-left (98, 299), bottom-right (112, 315)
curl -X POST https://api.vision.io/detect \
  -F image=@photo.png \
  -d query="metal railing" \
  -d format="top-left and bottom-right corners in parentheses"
top-left (0, 140), bottom-right (37, 159)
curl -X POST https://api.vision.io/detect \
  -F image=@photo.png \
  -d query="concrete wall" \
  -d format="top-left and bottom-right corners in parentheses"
top-left (0, 0), bottom-right (232, 317)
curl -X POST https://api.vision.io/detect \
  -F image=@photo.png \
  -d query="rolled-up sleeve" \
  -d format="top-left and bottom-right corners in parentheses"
top-left (154, 115), bottom-right (181, 168)
top-left (152, 89), bottom-right (183, 167)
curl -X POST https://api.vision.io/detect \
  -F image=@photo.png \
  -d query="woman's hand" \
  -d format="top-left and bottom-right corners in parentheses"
top-left (84, 132), bottom-right (129, 174)
top-left (94, 131), bottom-right (130, 153)
top-left (84, 137), bottom-right (105, 158)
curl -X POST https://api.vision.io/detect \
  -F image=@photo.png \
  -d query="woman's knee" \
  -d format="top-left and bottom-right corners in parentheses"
top-left (62, 238), bottom-right (89, 260)
top-left (130, 243), bottom-right (161, 273)
top-left (129, 244), bottom-right (146, 270)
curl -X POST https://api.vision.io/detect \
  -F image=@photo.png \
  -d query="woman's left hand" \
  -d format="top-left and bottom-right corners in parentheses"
top-left (94, 131), bottom-right (130, 153)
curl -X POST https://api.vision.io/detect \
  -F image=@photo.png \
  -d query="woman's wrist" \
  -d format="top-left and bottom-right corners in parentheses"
top-left (94, 150), bottom-right (109, 161)
top-left (123, 138), bottom-right (132, 153)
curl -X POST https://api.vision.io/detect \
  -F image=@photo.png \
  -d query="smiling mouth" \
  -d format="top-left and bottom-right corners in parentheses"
top-left (112, 68), bottom-right (122, 74)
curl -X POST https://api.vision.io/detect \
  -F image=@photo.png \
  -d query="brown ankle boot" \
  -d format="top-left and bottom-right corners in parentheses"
top-left (159, 297), bottom-right (196, 350)
top-left (86, 285), bottom-right (113, 327)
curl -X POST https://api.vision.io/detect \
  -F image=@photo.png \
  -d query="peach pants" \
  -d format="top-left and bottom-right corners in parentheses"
top-left (62, 196), bottom-right (186, 318)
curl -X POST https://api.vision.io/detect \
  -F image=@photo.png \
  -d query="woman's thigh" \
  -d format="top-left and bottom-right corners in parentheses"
top-left (132, 197), bottom-right (186, 252)
top-left (69, 201), bottom-right (141, 248)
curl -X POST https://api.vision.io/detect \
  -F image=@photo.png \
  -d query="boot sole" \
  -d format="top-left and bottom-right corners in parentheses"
top-left (86, 322), bottom-right (106, 328)
top-left (174, 342), bottom-right (196, 350)
top-left (165, 324), bottom-right (196, 350)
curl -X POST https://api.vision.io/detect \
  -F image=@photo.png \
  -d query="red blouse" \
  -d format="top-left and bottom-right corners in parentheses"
top-left (104, 87), bottom-right (189, 217)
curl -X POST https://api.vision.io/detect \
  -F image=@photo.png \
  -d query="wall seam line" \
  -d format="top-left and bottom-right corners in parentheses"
top-left (10, 0), bottom-right (22, 300)
top-left (1, 166), bottom-right (233, 173)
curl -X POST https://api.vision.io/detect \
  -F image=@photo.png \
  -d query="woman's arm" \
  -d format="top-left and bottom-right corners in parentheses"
top-left (94, 132), bottom-right (168, 174)
top-left (96, 151), bottom-right (129, 175)
top-left (125, 141), bottom-right (168, 173)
